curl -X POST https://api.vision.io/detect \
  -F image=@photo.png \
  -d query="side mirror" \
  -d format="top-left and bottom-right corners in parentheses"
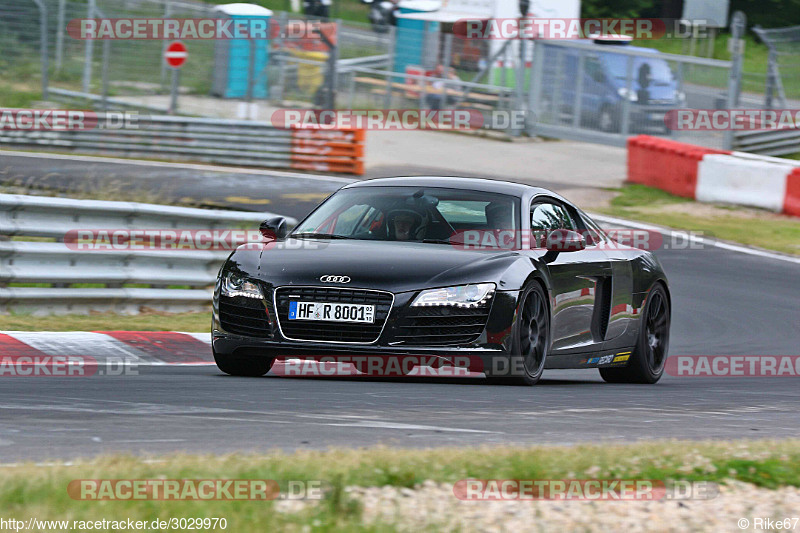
top-left (545, 229), bottom-right (586, 252)
top-left (260, 216), bottom-right (287, 241)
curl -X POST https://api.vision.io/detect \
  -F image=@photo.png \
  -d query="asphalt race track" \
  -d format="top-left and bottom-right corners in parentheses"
top-left (0, 154), bottom-right (799, 462)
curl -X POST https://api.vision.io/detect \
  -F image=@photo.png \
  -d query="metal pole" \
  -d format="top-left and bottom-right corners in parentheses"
top-left (160, 1), bottom-right (173, 88)
top-left (571, 49), bottom-right (585, 128)
top-left (315, 22), bottom-right (337, 109)
top-left (512, 35), bottom-right (525, 136)
top-left (55, 0), bottom-right (66, 73)
top-left (442, 32), bottom-right (452, 72)
top-left (169, 68), bottom-right (180, 114)
top-left (331, 19), bottom-right (341, 109)
top-left (247, 39), bottom-right (256, 103)
top-left (527, 40), bottom-right (544, 135)
top-left (347, 71), bottom-right (356, 109)
top-left (273, 12), bottom-right (287, 102)
top-left (619, 55), bottom-right (634, 137)
top-left (724, 11), bottom-right (746, 150)
top-left (32, 0), bottom-right (49, 99)
top-left (82, 0), bottom-right (96, 94)
top-left (101, 39), bottom-right (111, 111)
top-left (765, 49), bottom-right (776, 109)
top-left (384, 72), bottom-right (392, 109)
top-left (387, 25), bottom-right (396, 72)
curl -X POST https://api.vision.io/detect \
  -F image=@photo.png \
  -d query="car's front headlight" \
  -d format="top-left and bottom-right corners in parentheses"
top-left (221, 271), bottom-right (262, 299)
top-left (411, 283), bottom-right (495, 308)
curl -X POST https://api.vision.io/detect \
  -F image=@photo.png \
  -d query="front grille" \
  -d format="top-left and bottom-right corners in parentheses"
top-left (219, 295), bottom-right (272, 338)
top-left (274, 287), bottom-right (393, 344)
top-left (394, 306), bottom-right (490, 346)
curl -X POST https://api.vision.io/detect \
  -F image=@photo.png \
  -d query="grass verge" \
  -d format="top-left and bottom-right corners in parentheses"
top-left (0, 311), bottom-right (210, 332)
top-left (1, 440), bottom-right (799, 531)
top-left (599, 185), bottom-right (800, 256)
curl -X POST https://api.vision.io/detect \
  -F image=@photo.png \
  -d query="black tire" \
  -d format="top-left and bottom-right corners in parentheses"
top-left (485, 282), bottom-right (549, 386)
top-left (214, 350), bottom-right (275, 377)
top-left (600, 283), bottom-right (670, 384)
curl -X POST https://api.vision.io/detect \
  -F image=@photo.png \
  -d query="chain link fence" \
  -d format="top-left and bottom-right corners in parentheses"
top-left (3, 0), bottom-right (785, 150)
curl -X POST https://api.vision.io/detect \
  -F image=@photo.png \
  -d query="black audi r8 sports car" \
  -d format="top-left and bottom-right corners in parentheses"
top-left (212, 177), bottom-right (671, 385)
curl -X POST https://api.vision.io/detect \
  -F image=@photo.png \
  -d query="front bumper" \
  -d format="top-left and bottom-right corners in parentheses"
top-left (212, 287), bottom-right (521, 372)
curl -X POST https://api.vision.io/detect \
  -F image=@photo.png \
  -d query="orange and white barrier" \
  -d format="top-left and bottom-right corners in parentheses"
top-left (289, 127), bottom-right (365, 175)
top-left (628, 135), bottom-right (800, 217)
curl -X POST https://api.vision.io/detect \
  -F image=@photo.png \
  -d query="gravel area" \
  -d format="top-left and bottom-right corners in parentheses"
top-left (353, 481), bottom-right (800, 532)
top-left (277, 480), bottom-right (800, 532)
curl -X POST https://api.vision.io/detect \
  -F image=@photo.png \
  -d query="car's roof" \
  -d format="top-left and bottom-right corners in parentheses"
top-left (343, 176), bottom-right (552, 197)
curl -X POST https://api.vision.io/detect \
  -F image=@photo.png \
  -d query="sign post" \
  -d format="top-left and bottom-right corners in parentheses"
top-left (165, 41), bottom-right (188, 115)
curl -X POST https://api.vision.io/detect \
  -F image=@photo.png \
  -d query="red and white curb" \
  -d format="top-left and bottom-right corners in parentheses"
top-left (0, 331), bottom-right (214, 366)
top-left (628, 135), bottom-right (800, 216)
top-left (0, 331), bottom-right (489, 377)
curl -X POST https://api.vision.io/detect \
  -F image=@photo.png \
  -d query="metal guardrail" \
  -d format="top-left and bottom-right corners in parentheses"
top-left (0, 193), bottom-right (297, 315)
top-left (0, 114), bottom-right (366, 175)
top-left (734, 128), bottom-right (800, 156)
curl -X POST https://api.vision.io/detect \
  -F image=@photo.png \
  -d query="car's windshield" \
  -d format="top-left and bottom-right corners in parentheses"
top-left (292, 186), bottom-right (520, 244)
top-left (602, 53), bottom-right (675, 86)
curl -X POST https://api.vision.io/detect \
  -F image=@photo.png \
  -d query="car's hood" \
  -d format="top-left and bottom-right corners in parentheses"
top-left (249, 238), bottom-right (521, 293)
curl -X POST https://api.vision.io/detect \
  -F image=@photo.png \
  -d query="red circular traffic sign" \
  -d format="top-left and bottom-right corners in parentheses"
top-left (164, 41), bottom-right (187, 68)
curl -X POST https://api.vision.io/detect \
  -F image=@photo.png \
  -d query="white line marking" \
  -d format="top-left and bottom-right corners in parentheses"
top-left (0, 150), bottom-right (356, 184)
top-left (589, 212), bottom-right (800, 266)
top-left (321, 420), bottom-right (498, 433)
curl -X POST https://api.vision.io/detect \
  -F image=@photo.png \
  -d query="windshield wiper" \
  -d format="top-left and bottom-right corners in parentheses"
top-left (421, 238), bottom-right (453, 245)
top-left (291, 233), bottom-right (352, 240)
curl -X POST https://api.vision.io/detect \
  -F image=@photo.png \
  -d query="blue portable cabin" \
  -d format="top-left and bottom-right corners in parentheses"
top-left (211, 3), bottom-right (273, 98)
top-left (393, 0), bottom-right (441, 74)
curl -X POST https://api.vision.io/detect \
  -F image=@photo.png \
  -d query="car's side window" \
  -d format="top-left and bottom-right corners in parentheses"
top-left (585, 56), bottom-right (605, 83)
top-left (577, 212), bottom-right (606, 246)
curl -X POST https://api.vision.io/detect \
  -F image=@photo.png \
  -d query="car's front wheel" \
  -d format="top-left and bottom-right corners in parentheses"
top-left (485, 282), bottom-right (549, 386)
top-left (214, 350), bottom-right (275, 377)
top-left (600, 283), bottom-right (670, 384)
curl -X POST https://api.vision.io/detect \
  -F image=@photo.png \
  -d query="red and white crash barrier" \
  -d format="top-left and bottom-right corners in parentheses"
top-left (628, 135), bottom-right (800, 216)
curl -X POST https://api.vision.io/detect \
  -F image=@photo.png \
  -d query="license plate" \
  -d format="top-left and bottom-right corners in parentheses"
top-left (288, 301), bottom-right (375, 323)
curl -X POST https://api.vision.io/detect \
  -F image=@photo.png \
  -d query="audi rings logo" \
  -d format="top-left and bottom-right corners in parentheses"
top-left (320, 275), bottom-right (350, 283)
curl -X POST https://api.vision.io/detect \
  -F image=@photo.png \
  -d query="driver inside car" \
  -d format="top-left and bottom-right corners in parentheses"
top-left (387, 209), bottom-right (424, 241)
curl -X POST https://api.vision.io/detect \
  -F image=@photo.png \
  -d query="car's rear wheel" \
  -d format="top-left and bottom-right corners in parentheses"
top-left (486, 282), bottom-right (549, 386)
top-left (214, 350), bottom-right (275, 377)
top-left (600, 283), bottom-right (670, 384)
